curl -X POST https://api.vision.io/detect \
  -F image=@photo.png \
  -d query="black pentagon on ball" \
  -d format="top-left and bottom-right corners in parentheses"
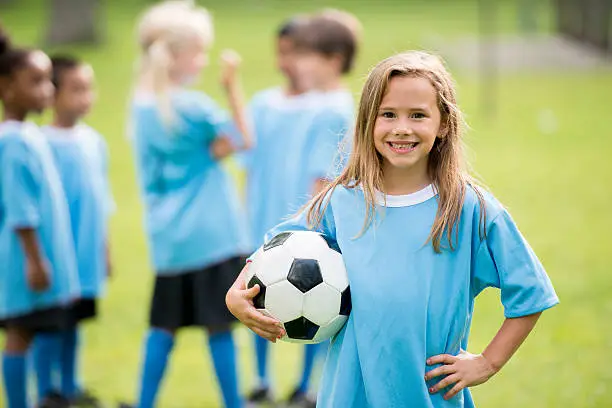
top-left (340, 286), bottom-right (352, 316)
top-left (284, 317), bottom-right (320, 340)
top-left (263, 232), bottom-right (293, 251)
top-left (319, 233), bottom-right (342, 254)
top-left (287, 258), bottom-right (323, 293)
top-left (247, 276), bottom-right (266, 309)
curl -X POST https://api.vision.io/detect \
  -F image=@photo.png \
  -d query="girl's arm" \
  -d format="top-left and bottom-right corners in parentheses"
top-left (425, 312), bottom-right (542, 400)
top-left (16, 228), bottom-right (50, 292)
top-left (482, 312), bottom-right (541, 371)
top-left (425, 205), bottom-right (558, 400)
top-left (220, 50), bottom-right (252, 151)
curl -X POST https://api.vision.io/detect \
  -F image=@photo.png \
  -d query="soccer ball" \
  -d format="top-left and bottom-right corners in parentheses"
top-left (246, 231), bottom-right (351, 344)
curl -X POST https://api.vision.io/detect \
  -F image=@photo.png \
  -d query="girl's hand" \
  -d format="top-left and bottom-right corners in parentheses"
top-left (425, 350), bottom-right (498, 400)
top-left (210, 136), bottom-right (234, 160)
top-left (27, 258), bottom-right (50, 292)
top-left (226, 273), bottom-right (285, 342)
top-left (220, 49), bottom-right (242, 89)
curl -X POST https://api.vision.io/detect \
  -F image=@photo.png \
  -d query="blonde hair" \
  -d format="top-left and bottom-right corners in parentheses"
top-left (307, 51), bottom-right (486, 252)
top-left (135, 0), bottom-right (213, 123)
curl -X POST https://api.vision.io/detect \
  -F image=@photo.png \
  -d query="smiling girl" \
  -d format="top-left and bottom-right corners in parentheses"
top-left (227, 51), bottom-right (558, 408)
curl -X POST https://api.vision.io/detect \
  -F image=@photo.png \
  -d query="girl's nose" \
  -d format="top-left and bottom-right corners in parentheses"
top-left (392, 121), bottom-right (413, 136)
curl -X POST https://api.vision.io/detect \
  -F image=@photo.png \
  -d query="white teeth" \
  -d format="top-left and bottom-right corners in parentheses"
top-left (390, 142), bottom-right (416, 149)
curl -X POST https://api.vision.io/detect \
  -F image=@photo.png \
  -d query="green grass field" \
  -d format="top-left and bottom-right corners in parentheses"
top-left (2, 0), bottom-right (612, 406)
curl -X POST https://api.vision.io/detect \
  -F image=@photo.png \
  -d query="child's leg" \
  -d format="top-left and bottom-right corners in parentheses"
top-left (297, 343), bottom-right (321, 394)
top-left (32, 331), bottom-right (62, 401)
top-left (137, 327), bottom-right (175, 408)
top-left (254, 333), bottom-right (270, 388)
top-left (59, 326), bottom-right (80, 398)
top-left (3, 327), bottom-right (34, 408)
top-left (207, 325), bottom-right (241, 408)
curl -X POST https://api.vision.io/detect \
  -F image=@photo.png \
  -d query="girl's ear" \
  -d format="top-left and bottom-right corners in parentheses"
top-left (438, 118), bottom-right (449, 139)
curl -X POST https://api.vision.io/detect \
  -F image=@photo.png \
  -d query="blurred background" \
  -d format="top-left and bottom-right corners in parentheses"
top-left (1, 0), bottom-right (611, 406)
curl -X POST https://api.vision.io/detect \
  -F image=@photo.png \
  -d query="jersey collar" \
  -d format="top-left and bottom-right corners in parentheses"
top-left (375, 184), bottom-right (437, 207)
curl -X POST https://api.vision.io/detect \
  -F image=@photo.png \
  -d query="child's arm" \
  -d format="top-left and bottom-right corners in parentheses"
top-left (1, 140), bottom-right (50, 292)
top-left (426, 206), bottom-right (558, 400)
top-left (226, 262), bottom-right (285, 342)
top-left (425, 312), bottom-right (541, 400)
top-left (217, 50), bottom-right (253, 153)
top-left (16, 228), bottom-right (50, 292)
top-left (227, 194), bottom-right (337, 341)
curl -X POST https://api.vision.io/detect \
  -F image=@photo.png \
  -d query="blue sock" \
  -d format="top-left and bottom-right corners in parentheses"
top-left (298, 343), bottom-right (321, 394)
top-left (254, 334), bottom-right (269, 388)
top-left (208, 331), bottom-right (241, 408)
top-left (137, 329), bottom-right (174, 408)
top-left (2, 353), bottom-right (28, 408)
top-left (60, 327), bottom-right (80, 398)
top-left (32, 332), bottom-right (62, 401)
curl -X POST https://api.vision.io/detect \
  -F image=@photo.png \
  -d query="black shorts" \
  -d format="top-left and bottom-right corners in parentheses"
top-left (150, 256), bottom-right (245, 330)
top-left (68, 298), bottom-right (98, 324)
top-left (0, 305), bottom-right (71, 333)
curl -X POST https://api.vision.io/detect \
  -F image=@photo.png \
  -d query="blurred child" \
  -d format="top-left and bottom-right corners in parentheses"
top-left (0, 28), bottom-right (80, 408)
top-left (228, 51), bottom-right (559, 408)
top-left (31, 55), bottom-right (114, 408)
top-left (245, 11), bottom-right (360, 408)
top-left (291, 10), bottom-right (360, 190)
top-left (244, 16), bottom-right (314, 407)
top-left (121, 2), bottom-right (252, 408)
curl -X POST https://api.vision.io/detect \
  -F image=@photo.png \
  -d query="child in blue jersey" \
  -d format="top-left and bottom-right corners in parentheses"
top-left (245, 12), bottom-right (359, 407)
top-left (291, 10), bottom-right (361, 184)
top-left (0, 29), bottom-right (80, 408)
top-left (228, 51), bottom-right (559, 408)
top-left (32, 55), bottom-right (113, 407)
top-left (120, 2), bottom-right (252, 408)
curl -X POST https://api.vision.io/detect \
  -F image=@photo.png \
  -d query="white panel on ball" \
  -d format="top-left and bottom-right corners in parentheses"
top-left (303, 283), bottom-right (341, 326)
top-left (264, 280), bottom-right (305, 322)
top-left (318, 250), bottom-right (349, 291)
top-left (254, 246), bottom-right (295, 286)
top-left (284, 231), bottom-right (330, 260)
top-left (312, 314), bottom-right (348, 343)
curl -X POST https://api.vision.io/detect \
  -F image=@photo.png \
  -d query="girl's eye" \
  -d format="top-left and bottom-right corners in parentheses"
top-left (380, 111), bottom-right (395, 119)
top-left (411, 112), bottom-right (426, 119)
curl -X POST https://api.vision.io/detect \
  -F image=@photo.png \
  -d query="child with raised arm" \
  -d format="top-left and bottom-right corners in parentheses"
top-left (123, 2), bottom-right (252, 408)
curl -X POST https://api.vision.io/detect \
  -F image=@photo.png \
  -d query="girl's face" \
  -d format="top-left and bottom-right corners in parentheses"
top-left (373, 75), bottom-right (442, 177)
top-left (171, 37), bottom-right (208, 85)
top-left (4, 51), bottom-right (54, 114)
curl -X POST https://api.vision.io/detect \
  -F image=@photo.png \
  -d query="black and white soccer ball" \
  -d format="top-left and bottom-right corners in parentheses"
top-left (246, 231), bottom-right (351, 344)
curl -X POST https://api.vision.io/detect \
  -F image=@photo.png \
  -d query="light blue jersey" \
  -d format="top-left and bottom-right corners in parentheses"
top-left (42, 124), bottom-right (114, 299)
top-left (131, 89), bottom-right (250, 274)
top-left (0, 121), bottom-right (79, 319)
top-left (303, 89), bottom-right (354, 182)
top-left (264, 184), bottom-right (559, 408)
top-left (246, 87), bottom-right (353, 251)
